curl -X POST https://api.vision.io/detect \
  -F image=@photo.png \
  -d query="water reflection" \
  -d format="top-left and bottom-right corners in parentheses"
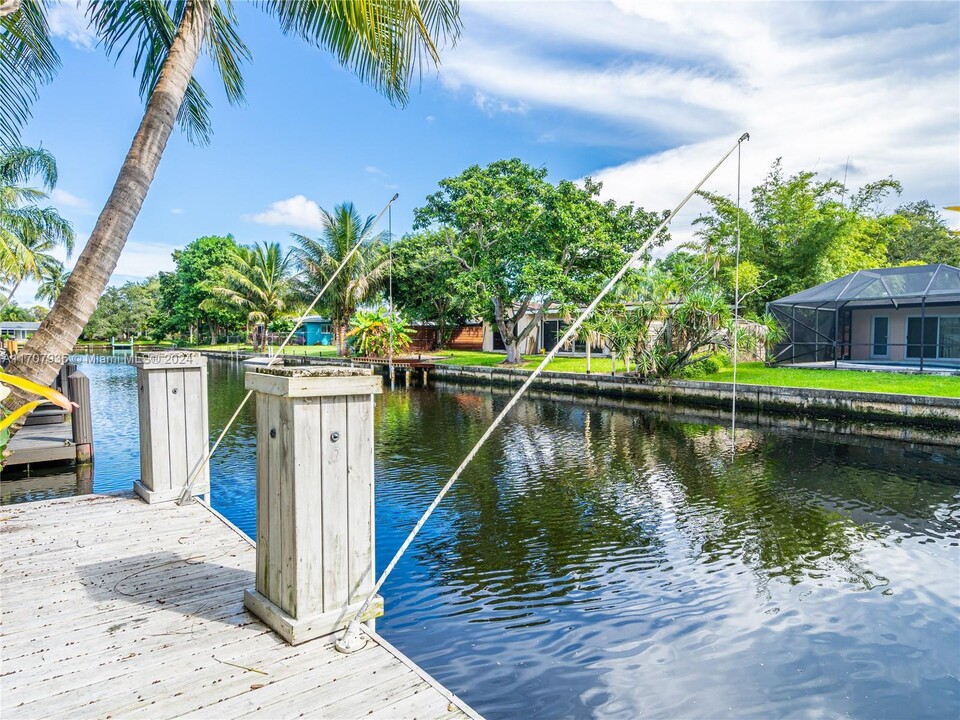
top-left (376, 384), bottom-right (960, 719)
top-left (2, 359), bottom-right (957, 719)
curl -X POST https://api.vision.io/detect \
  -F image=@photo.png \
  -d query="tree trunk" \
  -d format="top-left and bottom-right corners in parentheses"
top-left (337, 325), bottom-right (348, 356)
top-left (586, 342), bottom-right (591, 373)
top-left (4, 0), bottom-right (210, 427)
top-left (0, 279), bottom-right (22, 312)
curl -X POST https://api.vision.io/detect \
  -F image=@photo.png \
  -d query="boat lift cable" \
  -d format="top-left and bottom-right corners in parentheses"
top-left (175, 193), bottom-right (400, 506)
top-left (730, 139), bottom-right (744, 455)
top-left (335, 132), bottom-right (752, 653)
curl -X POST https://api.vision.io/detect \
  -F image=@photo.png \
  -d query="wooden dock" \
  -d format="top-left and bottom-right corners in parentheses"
top-left (3, 421), bottom-right (75, 467)
top-left (0, 493), bottom-right (481, 720)
top-left (4, 363), bottom-right (94, 470)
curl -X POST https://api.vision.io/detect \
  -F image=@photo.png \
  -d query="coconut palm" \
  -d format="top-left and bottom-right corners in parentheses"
top-left (201, 241), bottom-right (293, 351)
top-left (2, 0), bottom-right (461, 420)
top-left (292, 203), bottom-right (389, 356)
top-left (0, 146), bottom-right (74, 311)
top-left (34, 264), bottom-right (68, 306)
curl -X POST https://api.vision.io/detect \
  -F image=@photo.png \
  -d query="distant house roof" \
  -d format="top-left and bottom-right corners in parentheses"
top-left (299, 316), bottom-right (329, 324)
top-left (769, 263), bottom-right (960, 310)
top-left (0, 321), bottom-right (40, 331)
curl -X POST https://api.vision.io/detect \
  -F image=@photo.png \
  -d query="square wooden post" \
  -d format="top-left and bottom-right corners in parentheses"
top-left (243, 366), bottom-right (384, 645)
top-left (134, 351), bottom-right (210, 504)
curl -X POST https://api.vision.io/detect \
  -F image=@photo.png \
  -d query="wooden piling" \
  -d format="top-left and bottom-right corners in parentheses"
top-left (244, 366), bottom-right (384, 645)
top-left (134, 351), bottom-right (210, 503)
top-left (67, 371), bottom-right (93, 465)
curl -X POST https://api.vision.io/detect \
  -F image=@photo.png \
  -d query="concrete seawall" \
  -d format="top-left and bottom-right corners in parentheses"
top-left (198, 351), bottom-right (960, 429)
top-left (430, 365), bottom-right (960, 427)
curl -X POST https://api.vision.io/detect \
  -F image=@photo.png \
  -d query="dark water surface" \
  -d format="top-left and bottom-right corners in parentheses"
top-left (3, 357), bottom-right (959, 719)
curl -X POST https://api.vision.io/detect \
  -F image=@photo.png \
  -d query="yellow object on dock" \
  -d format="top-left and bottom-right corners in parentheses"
top-left (0, 493), bottom-right (481, 720)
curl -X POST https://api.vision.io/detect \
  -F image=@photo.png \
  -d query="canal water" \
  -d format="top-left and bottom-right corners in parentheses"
top-left (3, 356), bottom-right (959, 719)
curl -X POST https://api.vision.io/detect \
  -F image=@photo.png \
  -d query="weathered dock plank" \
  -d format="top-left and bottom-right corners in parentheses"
top-left (3, 422), bottom-right (75, 467)
top-left (0, 493), bottom-right (481, 720)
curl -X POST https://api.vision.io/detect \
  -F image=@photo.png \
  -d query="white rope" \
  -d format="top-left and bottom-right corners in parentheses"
top-left (336, 133), bottom-right (751, 652)
top-left (176, 193), bottom-right (400, 505)
top-left (388, 204), bottom-right (394, 388)
top-left (731, 138), bottom-right (746, 455)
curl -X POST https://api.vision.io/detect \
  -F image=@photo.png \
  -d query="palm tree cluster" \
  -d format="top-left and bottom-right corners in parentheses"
top-left (198, 202), bottom-right (391, 355)
top-left (1, 0), bottom-right (460, 421)
top-left (0, 145), bottom-right (74, 314)
top-left (202, 241), bottom-right (294, 351)
top-left (292, 203), bottom-right (389, 355)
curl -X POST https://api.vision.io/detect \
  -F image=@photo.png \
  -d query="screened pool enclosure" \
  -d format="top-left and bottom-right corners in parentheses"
top-left (767, 264), bottom-right (960, 370)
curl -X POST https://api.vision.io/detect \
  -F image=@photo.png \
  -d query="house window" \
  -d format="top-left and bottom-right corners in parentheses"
top-left (940, 317), bottom-right (960, 359)
top-left (906, 316), bottom-right (940, 359)
top-left (871, 316), bottom-right (889, 358)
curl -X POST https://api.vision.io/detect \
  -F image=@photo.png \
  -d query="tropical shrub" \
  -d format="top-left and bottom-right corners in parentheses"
top-left (347, 309), bottom-right (411, 358)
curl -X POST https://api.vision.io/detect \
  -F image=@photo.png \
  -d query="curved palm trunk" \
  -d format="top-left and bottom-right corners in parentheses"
top-left (4, 0), bottom-right (209, 426)
top-left (0, 278), bottom-right (23, 312)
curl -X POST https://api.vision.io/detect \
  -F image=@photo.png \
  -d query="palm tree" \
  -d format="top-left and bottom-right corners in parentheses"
top-left (202, 242), bottom-right (293, 351)
top-left (292, 203), bottom-right (389, 356)
top-left (0, 146), bottom-right (74, 311)
top-left (2, 0), bottom-right (460, 420)
top-left (34, 265), bottom-right (68, 306)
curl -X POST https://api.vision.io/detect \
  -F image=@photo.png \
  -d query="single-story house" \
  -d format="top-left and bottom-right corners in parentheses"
top-left (0, 321), bottom-right (40, 341)
top-left (482, 305), bottom-right (609, 357)
top-left (767, 263), bottom-right (960, 370)
top-left (297, 316), bottom-right (334, 346)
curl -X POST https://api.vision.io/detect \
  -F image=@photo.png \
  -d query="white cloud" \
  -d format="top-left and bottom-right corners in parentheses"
top-left (472, 91), bottom-right (529, 117)
top-left (247, 195), bottom-right (325, 231)
top-left (49, 188), bottom-right (88, 210)
top-left (47, 1), bottom-right (96, 49)
top-left (170, 208), bottom-right (184, 215)
top-left (425, 115), bottom-right (436, 123)
top-left (445, 1), bottom-right (959, 252)
top-left (365, 165), bottom-right (387, 177)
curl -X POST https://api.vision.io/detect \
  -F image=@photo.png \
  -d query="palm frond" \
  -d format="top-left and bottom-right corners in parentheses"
top-left (260, 0), bottom-right (460, 106)
top-left (0, 0), bottom-right (60, 148)
top-left (87, 0), bottom-right (250, 145)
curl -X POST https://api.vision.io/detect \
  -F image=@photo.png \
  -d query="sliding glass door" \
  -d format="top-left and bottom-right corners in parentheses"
top-left (906, 317), bottom-right (939, 359)
top-left (940, 317), bottom-right (960, 359)
top-left (906, 315), bottom-right (960, 360)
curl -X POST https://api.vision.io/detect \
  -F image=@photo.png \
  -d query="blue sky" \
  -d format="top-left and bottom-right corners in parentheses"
top-left (15, 1), bottom-right (960, 305)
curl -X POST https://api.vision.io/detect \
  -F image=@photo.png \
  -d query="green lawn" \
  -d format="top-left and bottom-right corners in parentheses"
top-left (185, 344), bottom-right (959, 398)
top-left (701, 362), bottom-right (960, 398)
top-left (434, 351), bottom-right (960, 398)
top-left (437, 350), bottom-right (628, 374)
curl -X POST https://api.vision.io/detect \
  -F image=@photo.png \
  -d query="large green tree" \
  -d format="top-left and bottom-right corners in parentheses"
top-left (414, 158), bottom-right (668, 363)
top-left (156, 234), bottom-right (243, 343)
top-left (293, 202), bottom-right (389, 356)
top-left (2, 0), bottom-right (461, 422)
top-left (84, 277), bottom-right (162, 340)
top-left (389, 229), bottom-right (482, 348)
top-left (886, 201), bottom-right (959, 267)
top-left (691, 159), bottom-right (909, 315)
